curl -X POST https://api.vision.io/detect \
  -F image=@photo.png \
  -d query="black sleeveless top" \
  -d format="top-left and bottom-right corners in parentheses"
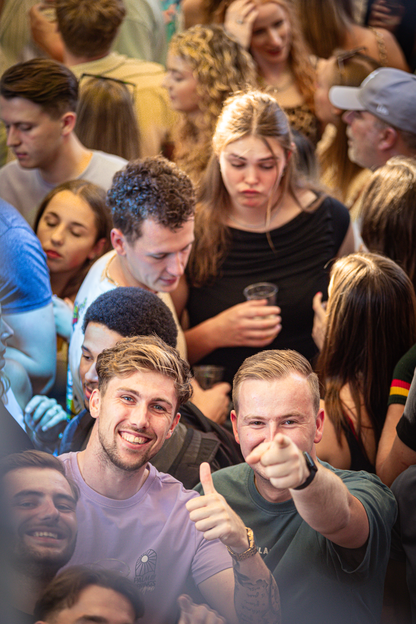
top-left (188, 196), bottom-right (350, 384)
top-left (342, 417), bottom-right (375, 473)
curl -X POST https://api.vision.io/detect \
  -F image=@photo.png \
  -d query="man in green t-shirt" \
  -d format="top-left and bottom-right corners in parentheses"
top-left (197, 349), bottom-right (397, 624)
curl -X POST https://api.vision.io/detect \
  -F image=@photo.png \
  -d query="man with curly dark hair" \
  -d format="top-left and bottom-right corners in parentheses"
top-left (67, 157), bottom-right (196, 412)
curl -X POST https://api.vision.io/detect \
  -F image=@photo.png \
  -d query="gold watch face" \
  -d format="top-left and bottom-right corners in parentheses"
top-left (246, 527), bottom-right (255, 548)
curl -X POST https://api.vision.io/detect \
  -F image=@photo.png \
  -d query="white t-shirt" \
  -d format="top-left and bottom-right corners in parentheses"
top-left (68, 250), bottom-right (187, 411)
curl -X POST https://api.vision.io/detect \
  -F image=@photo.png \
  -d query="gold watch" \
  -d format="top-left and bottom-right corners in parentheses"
top-left (227, 527), bottom-right (257, 561)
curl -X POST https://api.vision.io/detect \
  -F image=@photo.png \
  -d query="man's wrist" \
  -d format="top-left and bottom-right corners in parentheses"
top-left (227, 527), bottom-right (257, 560)
top-left (293, 452), bottom-right (318, 491)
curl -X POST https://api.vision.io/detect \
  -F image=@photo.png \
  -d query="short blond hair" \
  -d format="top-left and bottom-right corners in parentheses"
top-left (96, 335), bottom-right (193, 407)
top-left (232, 349), bottom-right (320, 414)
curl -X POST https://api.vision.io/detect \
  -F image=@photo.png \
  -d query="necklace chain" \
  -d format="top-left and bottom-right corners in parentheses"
top-left (103, 253), bottom-right (122, 287)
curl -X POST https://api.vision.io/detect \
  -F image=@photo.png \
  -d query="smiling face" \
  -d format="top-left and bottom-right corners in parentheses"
top-left (0, 96), bottom-right (69, 172)
top-left (50, 585), bottom-right (136, 624)
top-left (219, 134), bottom-right (286, 215)
top-left (80, 323), bottom-right (122, 409)
top-left (3, 467), bottom-right (77, 571)
top-left (231, 374), bottom-right (323, 500)
top-left (89, 370), bottom-right (180, 475)
top-left (112, 218), bottom-right (194, 293)
top-left (250, 2), bottom-right (292, 68)
top-left (36, 191), bottom-right (105, 277)
top-left (163, 53), bottom-right (200, 115)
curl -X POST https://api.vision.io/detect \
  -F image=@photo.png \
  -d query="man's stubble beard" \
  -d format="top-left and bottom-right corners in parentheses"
top-left (98, 427), bottom-right (155, 473)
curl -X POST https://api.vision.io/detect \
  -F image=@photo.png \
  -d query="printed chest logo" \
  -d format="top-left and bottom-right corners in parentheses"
top-left (134, 549), bottom-right (157, 592)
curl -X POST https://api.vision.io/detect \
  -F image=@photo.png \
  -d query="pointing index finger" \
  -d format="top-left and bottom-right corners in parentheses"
top-left (274, 433), bottom-right (291, 448)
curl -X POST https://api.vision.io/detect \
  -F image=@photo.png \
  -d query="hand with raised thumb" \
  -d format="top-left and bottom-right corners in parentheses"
top-left (186, 463), bottom-right (248, 551)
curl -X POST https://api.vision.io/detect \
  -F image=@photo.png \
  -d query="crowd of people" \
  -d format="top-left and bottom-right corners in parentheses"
top-left (1, 0), bottom-right (416, 622)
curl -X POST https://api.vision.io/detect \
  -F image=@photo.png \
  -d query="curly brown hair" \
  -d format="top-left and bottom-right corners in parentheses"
top-left (107, 157), bottom-right (196, 242)
top-left (168, 25), bottom-right (257, 184)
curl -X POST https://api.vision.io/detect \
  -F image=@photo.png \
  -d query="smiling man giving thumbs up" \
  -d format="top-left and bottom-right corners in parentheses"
top-left (196, 349), bottom-right (398, 624)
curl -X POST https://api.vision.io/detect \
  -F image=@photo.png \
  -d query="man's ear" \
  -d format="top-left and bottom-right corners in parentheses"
top-left (89, 388), bottom-right (101, 420)
top-left (111, 228), bottom-right (127, 256)
top-left (230, 410), bottom-right (240, 445)
top-left (379, 126), bottom-right (398, 152)
top-left (61, 111), bottom-right (76, 136)
top-left (166, 412), bottom-right (181, 439)
top-left (314, 408), bottom-right (325, 444)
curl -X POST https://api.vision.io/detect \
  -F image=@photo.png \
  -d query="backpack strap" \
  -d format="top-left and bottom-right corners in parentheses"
top-left (169, 428), bottom-right (221, 489)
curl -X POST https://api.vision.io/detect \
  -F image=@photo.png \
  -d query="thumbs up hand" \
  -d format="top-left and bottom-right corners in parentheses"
top-left (246, 433), bottom-right (310, 491)
top-left (186, 462), bottom-right (249, 553)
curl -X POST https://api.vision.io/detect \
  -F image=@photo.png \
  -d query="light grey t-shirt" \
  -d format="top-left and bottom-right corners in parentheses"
top-left (0, 150), bottom-right (126, 226)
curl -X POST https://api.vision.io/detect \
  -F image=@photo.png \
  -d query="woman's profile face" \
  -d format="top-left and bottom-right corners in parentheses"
top-left (36, 190), bottom-right (104, 275)
top-left (250, 2), bottom-right (292, 68)
top-left (219, 134), bottom-right (287, 213)
top-left (164, 53), bottom-right (201, 115)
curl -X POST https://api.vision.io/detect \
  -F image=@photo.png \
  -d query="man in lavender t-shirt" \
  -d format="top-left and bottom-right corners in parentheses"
top-left (60, 336), bottom-right (280, 624)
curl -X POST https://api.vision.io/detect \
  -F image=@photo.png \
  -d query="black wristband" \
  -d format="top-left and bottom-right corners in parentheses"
top-left (293, 451), bottom-right (318, 490)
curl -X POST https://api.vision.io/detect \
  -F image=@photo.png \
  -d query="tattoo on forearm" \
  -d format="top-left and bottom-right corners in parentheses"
top-left (234, 565), bottom-right (281, 624)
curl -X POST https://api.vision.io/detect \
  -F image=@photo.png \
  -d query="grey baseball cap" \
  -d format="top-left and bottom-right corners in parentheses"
top-left (329, 68), bottom-right (416, 134)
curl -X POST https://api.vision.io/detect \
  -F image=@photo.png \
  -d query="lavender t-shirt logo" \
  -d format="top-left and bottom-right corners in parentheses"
top-left (134, 549), bottom-right (157, 592)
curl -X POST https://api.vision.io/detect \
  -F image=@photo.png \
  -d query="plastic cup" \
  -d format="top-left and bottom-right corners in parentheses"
top-left (193, 365), bottom-right (225, 390)
top-left (243, 282), bottom-right (278, 306)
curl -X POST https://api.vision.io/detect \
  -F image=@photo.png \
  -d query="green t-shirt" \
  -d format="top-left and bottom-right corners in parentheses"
top-left (196, 461), bottom-right (397, 624)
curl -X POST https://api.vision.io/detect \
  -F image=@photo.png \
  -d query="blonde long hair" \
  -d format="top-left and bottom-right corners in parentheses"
top-left (169, 25), bottom-right (256, 183)
top-left (361, 157), bottom-right (416, 292)
top-left (187, 91), bottom-right (319, 286)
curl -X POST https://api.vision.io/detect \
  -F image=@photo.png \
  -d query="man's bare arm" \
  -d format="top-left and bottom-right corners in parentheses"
top-left (247, 434), bottom-right (369, 549)
top-left (4, 304), bottom-right (56, 394)
top-left (233, 558), bottom-right (280, 624)
top-left (187, 463), bottom-right (281, 624)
